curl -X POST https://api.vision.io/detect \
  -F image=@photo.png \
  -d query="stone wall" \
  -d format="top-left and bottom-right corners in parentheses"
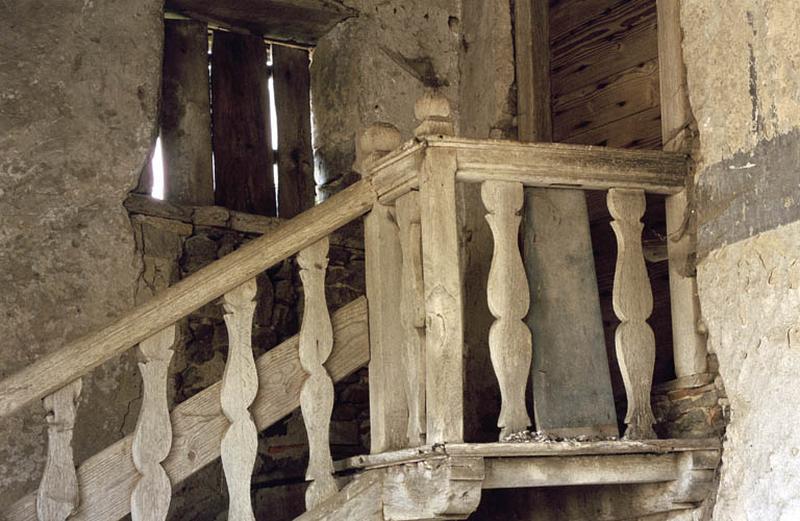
top-left (0, 1), bottom-right (162, 508)
top-left (680, 1), bottom-right (800, 519)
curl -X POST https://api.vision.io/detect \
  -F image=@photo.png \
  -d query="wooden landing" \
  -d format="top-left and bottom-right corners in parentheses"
top-left (335, 439), bottom-right (721, 490)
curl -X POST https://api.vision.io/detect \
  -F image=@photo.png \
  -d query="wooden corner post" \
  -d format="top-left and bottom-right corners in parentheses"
top-left (358, 123), bottom-right (409, 453)
top-left (415, 91), bottom-right (464, 444)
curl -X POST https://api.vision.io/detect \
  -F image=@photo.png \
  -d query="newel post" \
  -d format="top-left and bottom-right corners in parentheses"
top-left (415, 91), bottom-right (464, 444)
top-left (358, 123), bottom-right (410, 453)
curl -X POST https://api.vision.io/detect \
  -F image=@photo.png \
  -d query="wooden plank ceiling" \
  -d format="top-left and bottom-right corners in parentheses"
top-left (165, 0), bottom-right (355, 45)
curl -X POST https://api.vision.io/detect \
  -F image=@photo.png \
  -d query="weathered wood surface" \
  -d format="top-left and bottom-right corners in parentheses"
top-left (293, 471), bottom-right (384, 521)
top-left (273, 45), bottom-right (315, 218)
top-left (608, 189), bottom-right (657, 439)
top-left (298, 239), bottom-right (339, 509)
top-left (483, 453), bottom-right (680, 489)
top-left (419, 145), bottom-right (464, 444)
top-left (211, 31), bottom-right (276, 216)
top-left (131, 326), bottom-right (176, 521)
top-left (658, 0), bottom-right (707, 378)
top-left (165, 0), bottom-right (354, 46)
top-left (364, 202), bottom-right (408, 453)
top-left (161, 20), bottom-right (214, 206)
top-left (36, 379), bottom-right (82, 521)
top-left (8, 298), bottom-right (370, 521)
top-left (515, 0), bottom-right (552, 142)
top-left (0, 180), bottom-right (375, 419)
top-left (220, 280), bottom-right (259, 521)
top-left (395, 191), bottom-right (427, 447)
top-left (481, 181), bottom-right (532, 439)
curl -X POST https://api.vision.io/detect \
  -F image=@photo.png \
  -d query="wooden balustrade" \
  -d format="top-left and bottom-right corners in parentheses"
top-left (37, 379), bottom-right (82, 521)
top-left (298, 238), bottom-right (339, 509)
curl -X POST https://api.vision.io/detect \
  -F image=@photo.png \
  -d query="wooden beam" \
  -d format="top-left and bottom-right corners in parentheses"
top-left (0, 181), bottom-right (375, 419)
top-left (657, 0), bottom-right (708, 377)
top-left (7, 298), bottom-right (370, 521)
top-left (482, 453), bottom-right (680, 489)
top-left (515, 0), bottom-right (551, 141)
top-left (161, 20), bottom-right (214, 205)
top-left (211, 31), bottom-right (276, 216)
top-left (273, 45), bottom-right (315, 218)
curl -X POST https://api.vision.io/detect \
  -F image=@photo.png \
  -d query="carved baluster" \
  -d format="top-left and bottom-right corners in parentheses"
top-left (220, 279), bottom-right (259, 521)
top-left (482, 180), bottom-right (533, 439)
top-left (37, 379), bottom-right (82, 521)
top-left (298, 238), bottom-right (338, 509)
top-left (395, 192), bottom-right (427, 446)
top-left (131, 325), bottom-right (176, 521)
top-left (608, 188), bottom-right (657, 439)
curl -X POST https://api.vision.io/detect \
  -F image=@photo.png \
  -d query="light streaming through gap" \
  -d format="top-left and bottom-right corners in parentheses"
top-left (151, 136), bottom-right (165, 200)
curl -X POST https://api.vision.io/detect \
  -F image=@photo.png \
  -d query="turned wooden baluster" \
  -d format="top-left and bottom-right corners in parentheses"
top-left (608, 188), bottom-right (657, 439)
top-left (482, 180), bottom-right (533, 439)
top-left (298, 238), bottom-right (338, 509)
top-left (37, 379), bottom-right (82, 521)
top-left (395, 192), bottom-right (427, 446)
top-left (220, 279), bottom-right (259, 521)
top-left (131, 325), bottom-right (176, 521)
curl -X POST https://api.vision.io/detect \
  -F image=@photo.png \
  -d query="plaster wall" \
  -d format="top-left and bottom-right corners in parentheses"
top-left (0, 0), bottom-right (162, 508)
top-left (681, 1), bottom-right (800, 519)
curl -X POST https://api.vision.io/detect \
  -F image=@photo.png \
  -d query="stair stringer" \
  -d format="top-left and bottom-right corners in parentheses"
top-left (294, 471), bottom-right (385, 521)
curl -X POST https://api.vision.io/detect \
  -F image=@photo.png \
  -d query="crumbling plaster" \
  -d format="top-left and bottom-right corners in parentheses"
top-left (0, 0), bottom-right (163, 508)
top-left (681, 1), bottom-right (800, 520)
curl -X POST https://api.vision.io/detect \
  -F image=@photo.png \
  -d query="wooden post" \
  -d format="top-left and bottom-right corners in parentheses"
top-left (608, 189), bottom-right (657, 440)
top-left (273, 45), bottom-right (316, 218)
top-left (416, 92), bottom-right (464, 444)
top-left (131, 326), bottom-right (176, 521)
top-left (516, 0), bottom-right (618, 437)
top-left (298, 238), bottom-right (338, 509)
top-left (161, 20), bottom-right (214, 205)
top-left (657, 0), bottom-right (708, 378)
top-left (395, 192), bottom-right (427, 446)
top-left (482, 180), bottom-right (533, 439)
top-left (357, 123), bottom-right (409, 453)
top-left (211, 31), bottom-right (276, 216)
top-left (37, 379), bottom-right (82, 521)
top-left (220, 279), bottom-right (259, 521)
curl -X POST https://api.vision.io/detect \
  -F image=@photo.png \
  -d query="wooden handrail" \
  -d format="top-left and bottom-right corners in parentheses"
top-left (0, 180), bottom-right (376, 418)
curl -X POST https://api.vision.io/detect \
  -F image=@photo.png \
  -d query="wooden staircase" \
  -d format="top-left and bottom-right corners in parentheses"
top-left (0, 92), bottom-right (720, 521)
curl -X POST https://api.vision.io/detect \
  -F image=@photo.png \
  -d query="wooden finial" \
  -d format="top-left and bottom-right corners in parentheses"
top-left (354, 122), bottom-right (402, 176)
top-left (414, 90), bottom-right (454, 137)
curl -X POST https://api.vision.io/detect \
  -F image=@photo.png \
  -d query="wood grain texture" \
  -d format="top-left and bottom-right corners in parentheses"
top-left (515, 0), bottom-right (552, 141)
top-left (298, 238), bottom-right (339, 509)
top-left (273, 45), bottom-right (315, 218)
top-left (293, 471), bottom-right (384, 521)
top-left (658, 0), bottom-right (707, 378)
top-left (0, 180), bottom-right (375, 419)
top-left (8, 298), bottom-right (370, 521)
top-left (419, 147), bottom-right (464, 444)
top-left (36, 379), bottom-right (82, 521)
top-left (395, 191), bottom-right (427, 447)
top-left (481, 181), bottom-right (532, 439)
top-left (364, 202), bottom-right (408, 453)
top-left (220, 279), bottom-right (259, 521)
top-left (608, 189), bottom-right (657, 439)
top-left (131, 326), bottom-right (176, 521)
top-left (211, 31), bottom-right (276, 216)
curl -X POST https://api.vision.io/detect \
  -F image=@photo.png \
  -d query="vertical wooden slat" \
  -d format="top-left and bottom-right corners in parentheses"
top-left (220, 279), bottom-right (259, 521)
top-left (395, 191), bottom-right (427, 446)
top-left (37, 379), bottom-right (82, 521)
top-left (211, 31), bottom-right (276, 216)
top-left (657, 0), bottom-right (708, 378)
top-left (358, 124), bottom-right (409, 453)
top-left (416, 92), bottom-right (464, 444)
top-left (608, 188), bottom-right (657, 440)
top-left (131, 325), bottom-right (176, 521)
top-left (297, 238), bottom-right (338, 509)
top-left (518, 0), bottom-right (618, 438)
top-left (272, 45), bottom-right (315, 218)
top-left (161, 20), bottom-right (214, 206)
top-left (481, 180), bottom-right (533, 439)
